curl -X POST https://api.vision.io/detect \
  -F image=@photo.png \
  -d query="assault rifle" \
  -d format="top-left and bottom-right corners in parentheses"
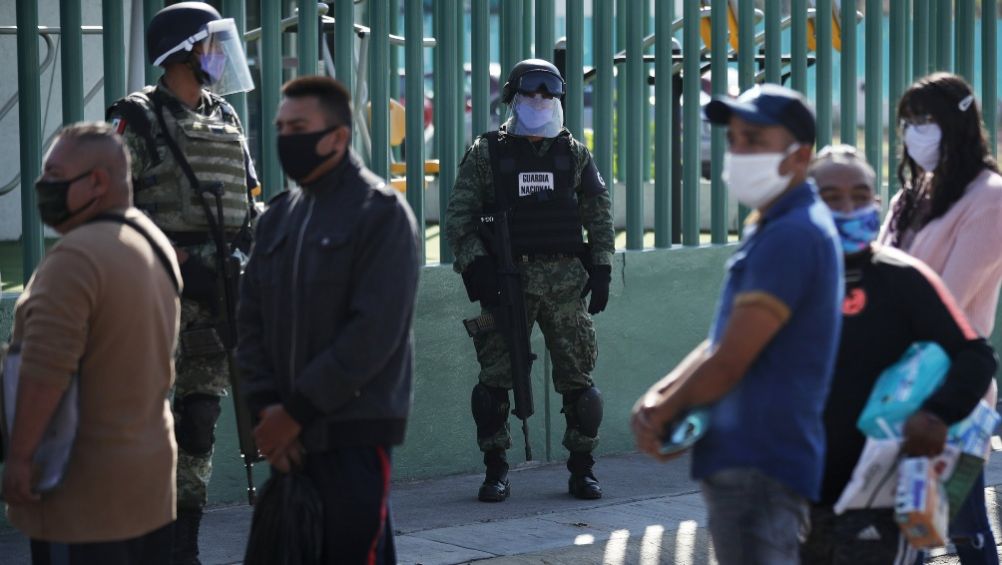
top-left (463, 210), bottom-right (537, 461)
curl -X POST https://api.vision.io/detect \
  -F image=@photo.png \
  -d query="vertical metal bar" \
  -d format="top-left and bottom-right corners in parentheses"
top-left (335, 0), bottom-right (355, 97)
top-left (61, 0), bottom-right (84, 124)
top-left (283, 0), bottom-right (295, 83)
top-left (709, 0), bottom-right (727, 244)
top-left (625, 0), bottom-right (644, 249)
top-left (865, 0), bottom-right (883, 200)
top-left (298, 0), bottom-right (319, 76)
top-left (954, 0), bottom-right (975, 82)
top-left (223, 0), bottom-right (249, 129)
top-left (522, 0), bottom-right (533, 59)
top-left (914, 0), bottom-right (930, 78)
top-left (436, 0), bottom-right (458, 263)
top-left (790, 0), bottom-right (808, 93)
top-left (642, 0), bottom-right (652, 182)
top-left (472, 0), bottom-right (491, 136)
top-left (654, 0), bottom-right (673, 248)
top-left (682, 0), bottom-right (700, 246)
top-left (929, 0), bottom-right (940, 72)
top-left (501, 0), bottom-right (524, 81)
top-left (405, 0), bottom-right (426, 264)
top-left (535, 0), bottom-right (555, 60)
top-left (815, 0), bottom-right (833, 148)
top-left (840, 0), bottom-right (857, 145)
top-left (143, 0), bottom-right (163, 84)
top-left (984, 0), bottom-right (999, 153)
top-left (738, 0), bottom-right (755, 90)
top-left (765, 0), bottom-right (782, 83)
top-left (17, 0), bottom-right (44, 278)
top-left (261, 0), bottom-right (283, 199)
top-left (593, 0), bottom-right (614, 211)
top-left (904, 0), bottom-right (913, 85)
top-left (369, 0), bottom-right (390, 179)
top-left (889, 0), bottom-right (906, 198)
top-left (938, 0), bottom-right (953, 71)
top-left (616, 0), bottom-right (626, 186)
top-left (565, 0), bottom-right (584, 139)
top-left (102, 0), bottom-right (126, 109)
top-left (389, 0), bottom-right (400, 102)
top-left (454, 1), bottom-right (464, 154)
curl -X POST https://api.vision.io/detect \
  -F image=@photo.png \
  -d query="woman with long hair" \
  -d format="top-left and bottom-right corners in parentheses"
top-left (880, 72), bottom-right (1002, 564)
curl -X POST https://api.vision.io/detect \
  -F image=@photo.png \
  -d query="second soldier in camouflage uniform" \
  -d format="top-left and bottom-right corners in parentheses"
top-left (445, 59), bottom-right (615, 502)
top-left (107, 3), bottom-right (258, 564)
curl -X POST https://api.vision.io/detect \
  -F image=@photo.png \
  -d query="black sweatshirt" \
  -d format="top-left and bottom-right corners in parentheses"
top-left (818, 245), bottom-right (997, 506)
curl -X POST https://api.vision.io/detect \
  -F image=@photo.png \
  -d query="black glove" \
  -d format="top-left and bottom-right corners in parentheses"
top-left (581, 264), bottom-right (611, 315)
top-left (461, 255), bottom-right (499, 306)
top-left (179, 254), bottom-right (218, 305)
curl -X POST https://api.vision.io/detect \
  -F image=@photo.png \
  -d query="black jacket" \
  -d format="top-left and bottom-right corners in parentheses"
top-left (237, 151), bottom-right (420, 451)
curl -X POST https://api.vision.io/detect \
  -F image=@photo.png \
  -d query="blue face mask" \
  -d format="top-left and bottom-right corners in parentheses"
top-left (831, 204), bottom-right (881, 254)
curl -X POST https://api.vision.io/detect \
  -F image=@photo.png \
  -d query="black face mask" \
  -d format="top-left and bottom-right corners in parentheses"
top-left (277, 125), bottom-right (343, 183)
top-left (35, 170), bottom-right (96, 227)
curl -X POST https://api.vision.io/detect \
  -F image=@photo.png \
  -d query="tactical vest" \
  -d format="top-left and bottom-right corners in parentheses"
top-left (108, 86), bottom-right (247, 233)
top-left (485, 131), bottom-right (584, 256)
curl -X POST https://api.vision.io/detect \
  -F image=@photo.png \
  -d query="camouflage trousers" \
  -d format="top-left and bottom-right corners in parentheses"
top-left (174, 294), bottom-right (229, 511)
top-left (472, 257), bottom-right (598, 454)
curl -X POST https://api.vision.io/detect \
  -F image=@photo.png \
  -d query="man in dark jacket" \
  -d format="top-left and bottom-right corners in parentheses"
top-left (236, 76), bottom-right (419, 564)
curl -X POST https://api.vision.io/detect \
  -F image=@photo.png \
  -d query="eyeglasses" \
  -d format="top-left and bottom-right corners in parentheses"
top-left (516, 70), bottom-right (565, 98)
top-left (899, 114), bottom-right (936, 129)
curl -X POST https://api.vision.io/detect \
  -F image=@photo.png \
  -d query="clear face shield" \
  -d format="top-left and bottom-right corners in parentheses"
top-left (508, 93), bottom-right (564, 138)
top-left (152, 18), bottom-right (255, 96)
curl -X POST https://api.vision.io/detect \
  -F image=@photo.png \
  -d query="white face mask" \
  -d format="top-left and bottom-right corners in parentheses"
top-left (509, 93), bottom-right (563, 138)
top-left (904, 123), bottom-right (943, 172)
top-left (723, 144), bottom-right (800, 209)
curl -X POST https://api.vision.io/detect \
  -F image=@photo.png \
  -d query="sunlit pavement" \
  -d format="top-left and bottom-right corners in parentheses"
top-left (2, 448), bottom-right (1002, 564)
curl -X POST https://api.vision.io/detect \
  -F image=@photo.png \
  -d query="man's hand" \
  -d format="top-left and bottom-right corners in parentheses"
top-left (1, 457), bottom-right (40, 505)
top-left (268, 439), bottom-right (306, 474)
top-left (581, 264), bottom-right (612, 315)
top-left (630, 391), bottom-right (683, 462)
top-left (902, 410), bottom-right (948, 457)
top-left (253, 405), bottom-right (302, 464)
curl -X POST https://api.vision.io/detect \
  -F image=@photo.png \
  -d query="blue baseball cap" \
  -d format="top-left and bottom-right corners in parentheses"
top-left (704, 83), bottom-right (816, 145)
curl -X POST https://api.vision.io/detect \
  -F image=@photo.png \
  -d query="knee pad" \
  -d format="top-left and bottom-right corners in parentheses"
top-left (175, 393), bottom-right (222, 456)
top-left (562, 386), bottom-right (603, 439)
top-left (471, 384), bottom-right (510, 440)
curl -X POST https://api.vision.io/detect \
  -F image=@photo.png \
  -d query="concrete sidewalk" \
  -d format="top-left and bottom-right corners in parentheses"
top-left (2, 451), bottom-right (1001, 564)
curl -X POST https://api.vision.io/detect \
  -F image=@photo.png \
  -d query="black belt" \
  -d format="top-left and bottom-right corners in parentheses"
top-left (166, 231), bottom-right (238, 247)
top-left (516, 253), bottom-right (576, 263)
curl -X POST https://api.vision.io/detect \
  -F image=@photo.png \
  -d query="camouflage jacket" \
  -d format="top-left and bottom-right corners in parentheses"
top-left (444, 123), bottom-right (615, 275)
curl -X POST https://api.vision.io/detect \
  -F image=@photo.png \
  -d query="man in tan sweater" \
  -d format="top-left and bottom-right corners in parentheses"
top-left (2, 122), bottom-right (181, 564)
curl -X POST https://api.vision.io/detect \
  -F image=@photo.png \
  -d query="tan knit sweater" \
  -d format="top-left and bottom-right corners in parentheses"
top-left (879, 168), bottom-right (1002, 338)
top-left (6, 207), bottom-right (180, 543)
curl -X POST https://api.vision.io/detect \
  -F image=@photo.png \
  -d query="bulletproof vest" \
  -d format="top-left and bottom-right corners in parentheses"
top-left (109, 86), bottom-right (247, 233)
top-left (485, 131), bottom-right (584, 256)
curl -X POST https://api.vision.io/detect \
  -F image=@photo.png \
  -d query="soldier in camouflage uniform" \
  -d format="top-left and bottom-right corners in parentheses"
top-left (106, 3), bottom-right (258, 563)
top-left (444, 59), bottom-right (615, 502)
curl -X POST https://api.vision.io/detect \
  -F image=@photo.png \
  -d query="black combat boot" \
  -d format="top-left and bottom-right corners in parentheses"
top-left (478, 449), bottom-right (511, 502)
top-left (567, 452), bottom-right (602, 500)
top-left (172, 508), bottom-right (203, 565)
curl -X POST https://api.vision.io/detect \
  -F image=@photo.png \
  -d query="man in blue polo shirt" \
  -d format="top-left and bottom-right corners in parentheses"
top-left (631, 84), bottom-right (843, 564)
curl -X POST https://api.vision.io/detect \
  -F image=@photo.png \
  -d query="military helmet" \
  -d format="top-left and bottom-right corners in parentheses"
top-left (147, 1), bottom-right (222, 66)
top-left (501, 58), bottom-right (566, 104)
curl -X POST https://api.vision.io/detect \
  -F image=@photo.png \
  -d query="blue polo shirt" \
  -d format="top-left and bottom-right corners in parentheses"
top-left (691, 180), bottom-right (844, 501)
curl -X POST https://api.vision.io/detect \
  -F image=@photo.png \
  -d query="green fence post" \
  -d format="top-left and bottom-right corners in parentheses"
top-left (625, 0), bottom-right (644, 249)
top-left (143, 0), bottom-right (163, 84)
top-left (765, 0), bottom-right (782, 83)
top-left (389, 0), bottom-right (400, 102)
top-left (865, 0), bottom-right (884, 201)
top-left (984, 0), bottom-right (999, 153)
top-left (523, 0), bottom-right (533, 59)
top-left (616, 0), bottom-right (626, 185)
top-left (736, 0), bottom-right (756, 226)
top-left (653, 0), bottom-right (673, 248)
top-left (472, 0), bottom-right (491, 135)
top-left (565, 0), bottom-right (584, 139)
top-left (642, 0), bottom-right (652, 182)
top-left (790, 0), bottom-right (808, 94)
top-left (535, 0), bottom-right (555, 60)
top-left (682, 0), bottom-right (700, 246)
top-left (889, 0), bottom-right (907, 198)
top-left (16, 0), bottom-right (44, 278)
top-left (298, 0), bottom-right (319, 76)
top-left (839, 0), bottom-right (857, 145)
top-left (222, 0), bottom-right (248, 129)
top-left (709, 0), bottom-right (727, 243)
top-left (61, 0), bottom-right (84, 124)
top-left (435, 0), bottom-right (458, 263)
top-left (913, 0), bottom-right (930, 79)
top-left (369, 0), bottom-right (389, 179)
top-left (937, 0), bottom-right (953, 71)
top-left (335, 0), bottom-right (355, 98)
top-left (260, 0), bottom-right (283, 199)
top-left (928, 0), bottom-right (939, 71)
top-left (954, 0), bottom-right (975, 82)
top-left (405, 0), bottom-right (425, 265)
top-left (102, 0), bottom-right (126, 110)
top-left (815, 0), bottom-right (833, 148)
top-left (454, 1), bottom-right (464, 153)
top-left (593, 0), bottom-right (614, 209)
top-left (501, 0), bottom-right (524, 83)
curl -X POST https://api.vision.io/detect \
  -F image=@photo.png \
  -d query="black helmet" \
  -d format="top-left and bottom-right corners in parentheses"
top-left (501, 58), bottom-right (566, 104)
top-left (147, 1), bottom-right (221, 66)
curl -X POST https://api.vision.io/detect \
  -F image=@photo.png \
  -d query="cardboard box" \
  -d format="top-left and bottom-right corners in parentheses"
top-left (895, 457), bottom-right (949, 549)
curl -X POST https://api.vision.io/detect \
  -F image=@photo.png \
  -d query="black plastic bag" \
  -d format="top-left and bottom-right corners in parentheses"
top-left (244, 470), bottom-right (324, 565)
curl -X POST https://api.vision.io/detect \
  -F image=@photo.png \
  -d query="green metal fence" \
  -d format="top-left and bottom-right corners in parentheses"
top-left (5, 1), bottom-right (1001, 277)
